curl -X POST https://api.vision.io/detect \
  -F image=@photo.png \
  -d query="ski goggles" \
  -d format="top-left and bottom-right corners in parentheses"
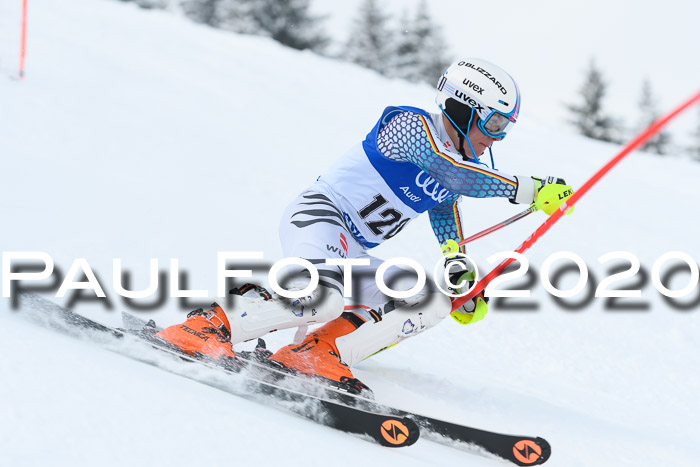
top-left (439, 80), bottom-right (517, 139)
top-left (477, 110), bottom-right (515, 140)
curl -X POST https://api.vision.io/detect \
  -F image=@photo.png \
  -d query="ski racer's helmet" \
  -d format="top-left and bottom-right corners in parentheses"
top-left (436, 58), bottom-right (520, 140)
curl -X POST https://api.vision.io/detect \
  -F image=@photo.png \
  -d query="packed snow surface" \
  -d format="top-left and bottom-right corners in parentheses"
top-left (1, 1), bottom-right (699, 466)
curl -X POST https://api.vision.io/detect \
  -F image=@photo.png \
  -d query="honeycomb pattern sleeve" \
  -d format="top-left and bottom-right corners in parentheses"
top-left (376, 111), bottom-right (518, 199)
top-left (428, 193), bottom-right (466, 253)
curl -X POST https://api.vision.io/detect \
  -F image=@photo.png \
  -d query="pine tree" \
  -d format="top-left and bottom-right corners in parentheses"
top-left (214, 0), bottom-right (258, 34)
top-left (180, 0), bottom-right (223, 26)
top-left (178, 0), bottom-right (327, 51)
top-left (410, 0), bottom-right (450, 84)
top-left (120, 0), bottom-right (169, 9)
top-left (391, 1), bottom-right (450, 84)
top-left (391, 9), bottom-right (422, 81)
top-left (247, 0), bottom-right (329, 52)
top-left (344, 0), bottom-right (392, 74)
top-left (567, 59), bottom-right (621, 143)
top-left (636, 78), bottom-right (671, 155)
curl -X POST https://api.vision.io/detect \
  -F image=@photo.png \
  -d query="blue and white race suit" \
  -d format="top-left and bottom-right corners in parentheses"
top-left (279, 106), bottom-right (524, 318)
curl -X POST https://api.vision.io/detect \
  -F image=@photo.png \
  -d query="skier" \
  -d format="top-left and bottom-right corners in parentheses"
top-left (155, 58), bottom-right (573, 393)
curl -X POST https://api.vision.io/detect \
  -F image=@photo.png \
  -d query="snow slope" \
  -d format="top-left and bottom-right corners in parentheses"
top-left (1, 1), bottom-right (699, 466)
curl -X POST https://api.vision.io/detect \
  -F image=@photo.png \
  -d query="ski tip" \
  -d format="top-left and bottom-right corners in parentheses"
top-left (377, 417), bottom-right (420, 448)
top-left (510, 437), bottom-right (551, 465)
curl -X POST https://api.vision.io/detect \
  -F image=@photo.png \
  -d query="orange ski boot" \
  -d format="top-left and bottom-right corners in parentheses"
top-left (154, 303), bottom-right (239, 369)
top-left (269, 314), bottom-right (371, 395)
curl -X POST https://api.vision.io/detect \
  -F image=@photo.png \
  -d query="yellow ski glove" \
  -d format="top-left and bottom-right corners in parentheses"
top-left (441, 240), bottom-right (489, 325)
top-left (533, 176), bottom-right (575, 216)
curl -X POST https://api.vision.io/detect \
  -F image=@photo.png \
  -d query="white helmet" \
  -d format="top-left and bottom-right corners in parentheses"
top-left (436, 58), bottom-right (520, 140)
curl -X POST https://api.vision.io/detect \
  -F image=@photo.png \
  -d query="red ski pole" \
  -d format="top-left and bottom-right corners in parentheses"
top-left (458, 204), bottom-right (538, 246)
top-left (452, 88), bottom-right (700, 312)
top-left (19, 0), bottom-right (28, 79)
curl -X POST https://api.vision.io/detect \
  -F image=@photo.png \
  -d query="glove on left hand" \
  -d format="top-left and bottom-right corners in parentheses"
top-left (441, 240), bottom-right (489, 325)
top-left (533, 176), bottom-right (575, 216)
top-left (511, 175), bottom-right (575, 216)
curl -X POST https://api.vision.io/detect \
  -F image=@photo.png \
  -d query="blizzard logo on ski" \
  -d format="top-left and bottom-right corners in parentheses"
top-left (415, 172), bottom-right (450, 203)
top-left (458, 61), bottom-right (508, 95)
top-left (326, 244), bottom-right (346, 258)
top-left (179, 325), bottom-right (209, 341)
top-left (399, 186), bottom-right (421, 203)
top-left (454, 90), bottom-right (485, 113)
top-left (462, 79), bottom-right (484, 95)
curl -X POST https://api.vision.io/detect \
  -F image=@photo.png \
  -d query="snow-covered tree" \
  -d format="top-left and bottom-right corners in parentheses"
top-left (344, 0), bottom-right (392, 74)
top-left (391, 1), bottom-right (449, 83)
top-left (177, 0), bottom-right (328, 51)
top-left (391, 9), bottom-right (421, 81)
top-left (213, 0), bottom-right (258, 34)
top-left (119, 0), bottom-right (169, 10)
top-left (407, 0), bottom-right (450, 84)
top-left (567, 59), bottom-right (621, 143)
top-left (179, 0), bottom-right (223, 26)
top-left (247, 0), bottom-right (328, 52)
top-left (636, 78), bottom-right (672, 155)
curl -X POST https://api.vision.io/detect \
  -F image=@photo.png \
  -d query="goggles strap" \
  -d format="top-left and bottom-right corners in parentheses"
top-left (441, 105), bottom-right (478, 162)
top-left (463, 108), bottom-right (478, 161)
top-left (488, 146), bottom-right (496, 170)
